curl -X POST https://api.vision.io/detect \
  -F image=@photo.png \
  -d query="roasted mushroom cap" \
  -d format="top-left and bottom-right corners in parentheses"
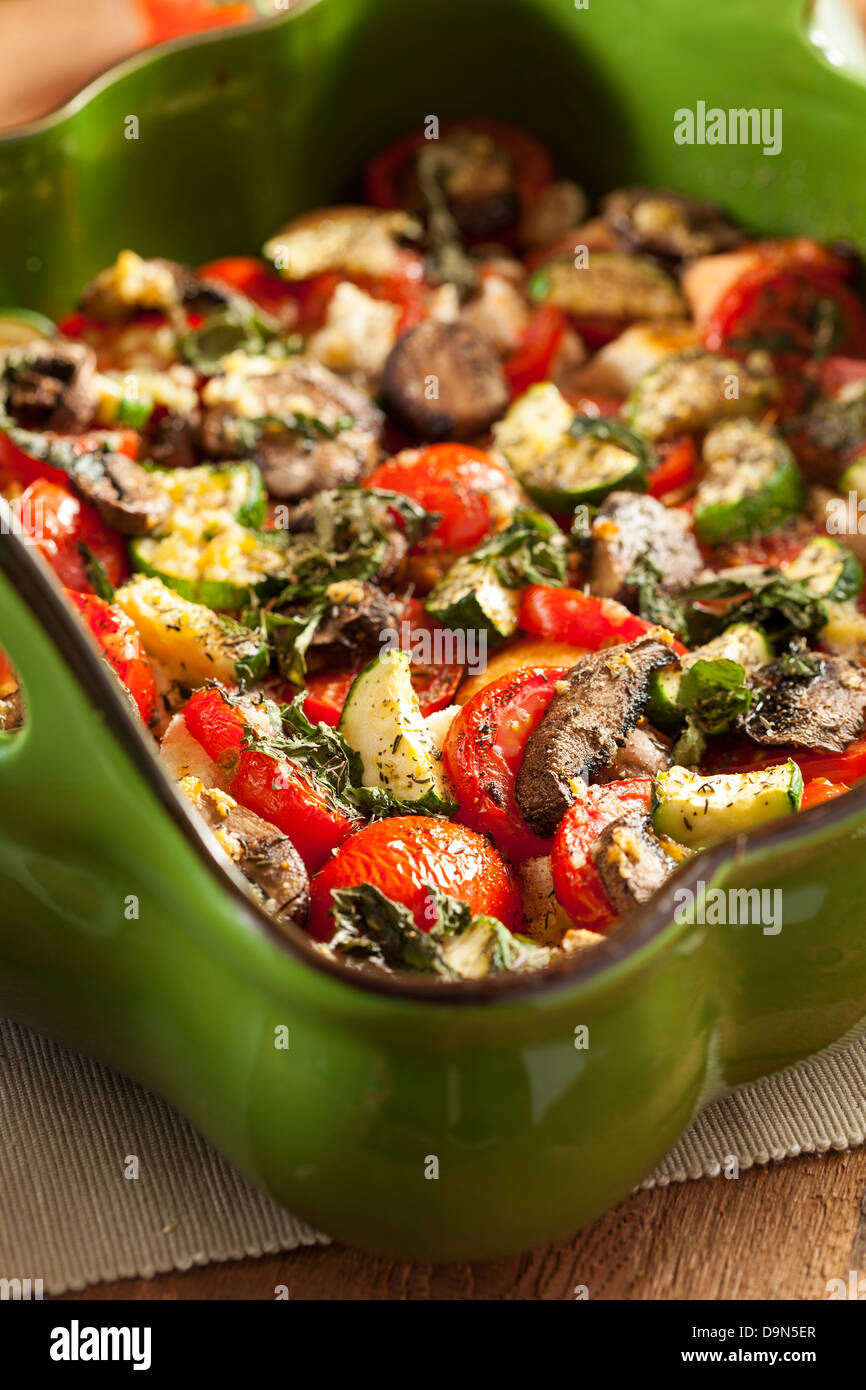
top-left (192, 787), bottom-right (310, 928)
top-left (402, 132), bottom-right (520, 241)
top-left (740, 653), bottom-right (866, 753)
top-left (285, 580), bottom-right (404, 676)
top-left (516, 638), bottom-right (678, 837)
top-left (787, 392), bottom-right (866, 486)
top-left (602, 187), bottom-right (744, 263)
top-left (200, 359), bottom-right (382, 502)
top-left (593, 722), bottom-right (671, 784)
top-left (587, 491), bottom-right (703, 601)
top-left (2, 340), bottom-right (98, 433)
top-left (68, 451), bottom-right (172, 536)
top-left (591, 810), bottom-right (680, 914)
top-left (79, 250), bottom-right (231, 323)
top-left (381, 319), bottom-right (509, 441)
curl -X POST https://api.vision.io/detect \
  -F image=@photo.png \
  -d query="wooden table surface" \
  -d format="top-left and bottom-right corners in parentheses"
top-left (53, 1146), bottom-right (866, 1301)
top-left (6, 0), bottom-right (866, 1306)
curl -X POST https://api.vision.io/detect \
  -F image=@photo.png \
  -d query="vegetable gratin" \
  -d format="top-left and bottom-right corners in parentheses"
top-left (4, 118), bottom-right (866, 983)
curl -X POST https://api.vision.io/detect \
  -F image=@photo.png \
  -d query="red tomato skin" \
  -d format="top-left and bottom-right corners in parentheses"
top-left (182, 688), bottom-right (355, 872)
top-left (65, 590), bottom-right (156, 722)
top-left (707, 735), bottom-right (866, 787)
top-left (503, 305), bottom-right (567, 398)
top-left (800, 778), bottom-right (850, 810)
top-left (551, 780), bottom-right (653, 930)
top-left (519, 585), bottom-right (687, 654)
top-left (365, 444), bottom-right (514, 557)
top-left (307, 816), bottom-right (519, 942)
top-left (647, 438), bottom-right (698, 498)
top-left (195, 256), bottom-right (296, 319)
top-left (0, 428), bottom-right (139, 491)
top-left (15, 478), bottom-right (129, 592)
top-left (230, 750), bottom-right (355, 874)
top-left (443, 666), bottom-right (567, 864)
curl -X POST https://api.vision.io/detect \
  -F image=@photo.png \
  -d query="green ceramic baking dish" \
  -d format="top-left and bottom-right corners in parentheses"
top-left (1, 0), bottom-right (866, 1261)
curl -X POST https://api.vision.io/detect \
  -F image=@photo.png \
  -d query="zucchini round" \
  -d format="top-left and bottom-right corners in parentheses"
top-left (694, 420), bottom-right (803, 545)
top-left (493, 382), bottom-right (647, 511)
top-left (651, 760), bottom-right (803, 849)
top-left (0, 307), bottom-right (56, 349)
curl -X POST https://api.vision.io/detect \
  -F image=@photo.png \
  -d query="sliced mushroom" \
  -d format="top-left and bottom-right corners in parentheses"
top-left (67, 450), bottom-right (171, 535)
top-left (79, 250), bottom-right (230, 323)
top-left (200, 359), bottom-right (382, 502)
top-left (289, 580), bottom-right (404, 675)
top-left (602, 187), bottom-right (744, 263)
top-left (591, 810), bottom-right (679, 914)
top-left (518, 179), bottom-right (588, 250)
top-left (594, 721), bottom-right (671, 783)
top-left (2, 340), bottom-right (98, 433)
top-left (587, 491), bottom-right (703, 600)
top-left (189, 783), bottom-right (309, 928)
top-left (381, 319), bottom-right (509, 440)
top-left (515, 639), bottom-right (678, 836)
top-left (0, 688), bottom-right (25, 733)
top-left (740, 653), bottom-right (866, 753)
top-left (405, 132), bottom-right (520, 241)
top-left (145, 412), bottom-right (200, 470)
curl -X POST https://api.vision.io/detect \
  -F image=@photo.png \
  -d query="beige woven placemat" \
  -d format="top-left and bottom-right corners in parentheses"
top-left (1, 1015), bottom-right (865, 1294)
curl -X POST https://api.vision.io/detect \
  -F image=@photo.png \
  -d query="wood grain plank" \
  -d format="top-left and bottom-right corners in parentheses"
top-left (56, 1146), bottom-right (866, 1301)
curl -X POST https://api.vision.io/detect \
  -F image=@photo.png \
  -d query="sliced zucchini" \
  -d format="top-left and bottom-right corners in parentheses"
top-left (114, 575), bottom-right (269, 688)
top-left (493, 382), bottom-right (646, 511)
top-left (528, 252), bottom-right (686, 322)
top-left (0, 308), bottom-right (57, 349)
top-left (781, 535), bottom-right (863, 603)
top-left (94, 367), bottom-right (199, 431)
top-left (839, 455), bottom-right (866, 498)
top-left (625, 349), bottom-right (775, 442)
top-left (142, 461), bottom-right (267, 530)
top-left (338, 649), bottom-right (454, 813)
top-left (130, 527), bottom-right (287, 611)
top-left (694, 420), bottom-right (803, 545)
top-left (651, 760), bottom-right (803, 849)
top-left (648, 623), bottom-right (772, 730)
top-left (426, 556), bottom-right (520, 646)
top-left (818, 599), bottom-right (866, 664)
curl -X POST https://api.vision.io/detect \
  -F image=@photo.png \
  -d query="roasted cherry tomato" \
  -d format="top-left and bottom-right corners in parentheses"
top-left (183, 687), bottom-right (356, 872)
top-left (707, 522), bottom-right (817, 571)
top-left (702, 239), bottom-right (866, 362)
top-left (443, 665), bottom-right (567, 863)
top-left (551, 779), bottom-right (653, 930)
top-left (13, 478), bottom-right (130, 592)
top-left (365, 444), bottom-right (516, 560)
top-left (0, 645), bottom-right (18, 698)
top-left (503, 305), bottom-right (567, 398)
top-left (365, 117), bottom-right (554, 221)
top-left (647, 437), bottom-right (699, 498)
top-left (195, 255), bottom-right (297, 320)
top-left (800, 778), bottom-right (850, 810)
top-left (307, 816), bottom-right (519, 942)
top-left (806, 356), bottom-right (866, 397)
top-left (519, 585), bottom-right (687, 654)
top-left (65, 590), bottom-right (156, 723)
top-left (0, 427), bottom-right (139, 491)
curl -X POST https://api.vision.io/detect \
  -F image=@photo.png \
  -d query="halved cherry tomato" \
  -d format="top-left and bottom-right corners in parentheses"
top-left (365, 444), bottom-right (516, 559)
top-left (551, 779), bottom-right (653, 930)
top-left (518, 585), bottom-right (687, 654)
top-left (0, 428), bottom-right (139, 491)
top-left (707, 522), bottom-right (817, 571)
top-left (702, 239), bottom-right (866, 362)
top-left (65, 590), bottom-right (156, 723)
top-left (195, 255), bottom-right (297, 320)
top-left (503, 305), bottom-right (567, 398)
top-left (183, 687), bottom-right (356, 872)
top-left (443, 665), bottom-right (567, 864)
top-left (647, 437), bottom-right (698, 498)
top-left (800, 778), bottom-right (850, 810)
top-left (307, 815), bottom-right (519, 942)
top-left (806, 356), bottom-right (866, 397)
top-left (365, 117), bottom-right (554, 217)
top-left (302, 600), bottom-right (462, 727)
top-left (14, 478), bottom-right (130, 592)
top-left (276, 249), bottom-right (429, 336)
